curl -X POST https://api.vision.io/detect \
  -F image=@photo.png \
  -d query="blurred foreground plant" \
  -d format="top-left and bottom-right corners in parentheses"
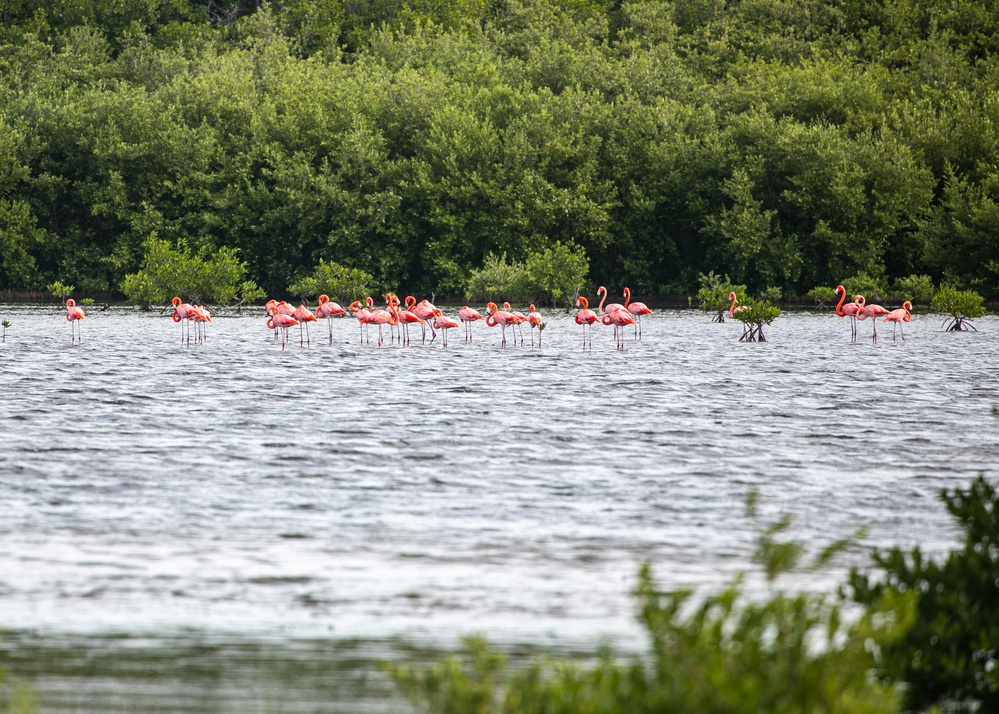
top-left (386, 495), bottom-right (909, 714)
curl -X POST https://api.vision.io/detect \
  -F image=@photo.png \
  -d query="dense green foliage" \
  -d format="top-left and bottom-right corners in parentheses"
top-left (695, 272), bottom-right (746, 322)
top-left (287, 258), bottom-right (372, 304)
top-left (465, 241), bottom-right (589, 305)
top-left (387, 492), bottom-right (908, 713)
top-left (1, 0), bottom-right (999, 299)
top-left (931, 285), bottom-right (987, 330)
top-left (849, 476), bottom-right (999, 711)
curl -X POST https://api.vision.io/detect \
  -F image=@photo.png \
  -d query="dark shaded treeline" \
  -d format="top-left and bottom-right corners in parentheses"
top-left (1, 0), bottom-right (998, 299)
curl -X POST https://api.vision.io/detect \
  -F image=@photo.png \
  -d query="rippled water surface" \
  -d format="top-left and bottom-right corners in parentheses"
top-left (1, 304), bottom-right (997, 710)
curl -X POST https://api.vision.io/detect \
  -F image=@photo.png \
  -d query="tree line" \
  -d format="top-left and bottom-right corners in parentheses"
top-left (1, 0), bottom-right (998, 303)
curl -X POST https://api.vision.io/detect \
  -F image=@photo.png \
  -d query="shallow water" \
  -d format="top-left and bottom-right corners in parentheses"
top-left (1, 304), bottom-right (997, 710)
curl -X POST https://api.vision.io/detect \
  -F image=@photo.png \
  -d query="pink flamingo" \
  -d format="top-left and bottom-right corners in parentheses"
top-left (596, 286), bottom-right (625, 316)
top-left (316, 295), bottom-right (347, 343)
top-left (485, 302), bottom-right (517, 347)
top-left (431, 312), bottom-right (459, 347)
top-left (172, 296), bottom-right (197, 344)
top-left (350, 298), bottom-right (374, 343)
top-left (361, 295), bottom-right (398, 346)
top-left (266, 311), bottom-right (298, 350)
top-left (834, 285), bottom-right (864, 342)
top-left (408, 296), bottom-right (439, 343)
top-left (65, 298), bottom-right (84, 344)
top-left (191, 304), bottom-right (212, 343)
top-left (293, 303), bottom-right (317, 346)
top-left (882, 301), bottom-right (913, 343)
top-left (395, 297), bottom-right (426, 345)
top-left (503, 302), bottom-right (528, 345)
top-left (527, 304), bottom-right (542, 347)
top-left (574, 297), bottom-right (600, 348)
top-left (602, 306), bottom-right (635, 350)
top-left (855, 296), bottom-right (890, 343)
top-left (458, 305), bottom-right (484, 341)
top-left (623, 288), bottom-right (652, 339)
top-left (728, 291), bottom-right (750, 340)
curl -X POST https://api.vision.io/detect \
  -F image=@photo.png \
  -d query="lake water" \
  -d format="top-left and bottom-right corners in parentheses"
top-left (1, 303), bottom-right (997, 711)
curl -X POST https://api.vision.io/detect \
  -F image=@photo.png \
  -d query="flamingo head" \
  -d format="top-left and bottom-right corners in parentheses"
top-left (575, 297), bottom-right (588, 309)
top-left (902, 300), bottom-right (912, 311)
top-left (66, 298), bottom-right (76, 307)
top-left (529, 304), bottom-right (537, 313)
top-left (623, 287), bottom-right (630, 304)
top-left (365, 296), bottom-right (374, 309)
top-left (834, 285), bottom-right (844, 296)
top-left (854, 295), bottom-right (866, 308)
top-left (172, 296), bottom-right (182, 307)
top-left (728, 291), bottom-right (737, 302)
top-left (597, 286), bottom-right (606, 297)
top-left (349, 300), bottom-right (362, 313)
top-left (485, 302), bottom-right (497, 314)
top-left (318, 294), bottom-right (329, 305)
top-left (405, 295), bottom-right (416, 309)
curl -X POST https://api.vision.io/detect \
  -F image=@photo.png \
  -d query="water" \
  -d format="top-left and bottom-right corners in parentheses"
top-left (1, 304), bottom-right (997, 711)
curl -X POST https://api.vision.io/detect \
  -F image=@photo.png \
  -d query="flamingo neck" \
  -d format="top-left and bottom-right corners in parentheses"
top-left (597, 287), bottom-right (606, 313)
top-left (728, 292), bottom-right (737, 318)
top-left (623, 287), bottom-right (631, 308)
top-left (834, 286), bottom-right (846, 316)
top-left (577, 297), bottom-right (589, 310)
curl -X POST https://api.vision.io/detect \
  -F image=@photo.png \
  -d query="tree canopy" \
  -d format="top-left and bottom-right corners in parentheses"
top-left (1, 0), bottom-right (998, 300)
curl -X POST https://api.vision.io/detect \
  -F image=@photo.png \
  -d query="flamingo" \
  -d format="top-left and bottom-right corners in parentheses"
top-left (503, 302), bottom-right (528, 345)
top-left (293, 303), bottom-right (317, 346)
top-left (602, 306), bottom-right (635, 350)
top-left (350, 298), bottom-right (374, 343)
top-left (574, 297), bottom-right (600, 348)
top-left (623, 288), bottom-right (652, 339)
top-left (172, 297), bottom-right (197, 344)
top-left (882, 301), bottom-right (913, 343)
top-left (728, 291), bottom-right (750, 340)
top-left (316, 295), bottom-right (347, 343)
top-left (408, 297), bottom-right (439, 343)
top-left (855, 296), bottom-right (891, 343)
top-left (191, 303), bottom-right (212, 343)
top-left (834, 286), bottom-right (863, 342)
top-left (527, 304), bottom-right (542, 347)
top-left (396, 298), bottom-right (426, 345)
top-left (458, 305), bottom-right (484, 341)
top-left (266, 311), bottom-right (298, 349)
top-left (485, 302), bottom-right (517, 347)
top-left (65, 298), bottom-right (84, 344)
top-left (361, 295), bottom-right (398, 346)
top-left (596, 286), bottom-right (625, 316)
top-left (431, 311), bottom-right (459, 347)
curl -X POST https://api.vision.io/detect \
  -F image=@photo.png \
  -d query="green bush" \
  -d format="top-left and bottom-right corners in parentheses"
top-left (287, 259), bottom-right (373, 306)
top-left (841, 272), bottom-right (885, 302)
top-left (120, 234), bottom-right (262, 307)
top-left (891, 274), bottom-right (936, 304)
top-left (696, 272), bottom-right (748, 322)
top-left (731, 299), bottom-right (781, 341)
top-left (807, 286), bottom-right (837, 309)
top-left (46, 281), bottom-right (74, 302)
top-left (522, 241), bottom-right (590, 308)
top-left (758, 285), bottom-right (782, 302)
top-left (931, 286), bottom-right (986, 331)
top-left (465, 253), bottom-right (529, 304)
top-left (386, 494), bottom-right (907, 714)
top-left (849, 476), bottom-right (999, 711)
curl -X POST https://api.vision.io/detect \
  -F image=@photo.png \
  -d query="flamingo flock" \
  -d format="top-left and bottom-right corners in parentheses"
top-left (44, 284), bottom-right (920, 349)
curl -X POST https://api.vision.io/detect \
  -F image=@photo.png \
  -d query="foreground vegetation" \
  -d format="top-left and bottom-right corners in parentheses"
top-left (2, 0), bottom-right (999, 302)
top-left (387, 476), bottom-right (999, 713)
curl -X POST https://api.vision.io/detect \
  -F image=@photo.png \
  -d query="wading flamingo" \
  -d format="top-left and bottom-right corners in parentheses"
top-left (65, 299), bottom-right (84, 344)
top-left (316, 295), bottom-right (347, 343)
top-left (882, 301), bottom-right (912, 343)
top-left (293, 303), bottom-right (317, 346)
top-left (266, 311), bottom-right (298, 350)
top-left (172, 297), bottom-right (197, 344)
top-left (527, 304), bottom-right (542, 347)
top-left (485, 302), bottom-right (517, 347)
top-left (855, 296), bottom-right (891, 343)
top-left (395, 298), bottom-right (425, 345)
top-left (623, 288), bottom-right (652, 339)
top-left (602, 306), bottom-right (635, 350)
top-left (574, 297), bottom-right (600, 348)
top-left (361, 295), bottom-right (398, 346)
top-left (834, 286), bottom-right (863, 342)
top-left (503, 302), bottom-right (528, 345)
top-left (350, 298), bottom-right (374, 343)
top-left (191, 303), bottom-right (212, 343)
top-left (458, 305), bottom-right (484, 342)
top-left (728, 291), bottom-right (749, 340)
top-left (408, 297), bottom-right (439, 343)
top-left (431, 312), bottom-right (459, 347)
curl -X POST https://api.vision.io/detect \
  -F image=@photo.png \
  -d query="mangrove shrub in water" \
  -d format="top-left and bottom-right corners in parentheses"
top-left (287, 259), bottom-right (373, 306)
top-left (697, 272), bottom-right (748, 323)
top-left (931, 286), bottom-right (986, 331)
top-left (731, 299), bottom-right (781, 341)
